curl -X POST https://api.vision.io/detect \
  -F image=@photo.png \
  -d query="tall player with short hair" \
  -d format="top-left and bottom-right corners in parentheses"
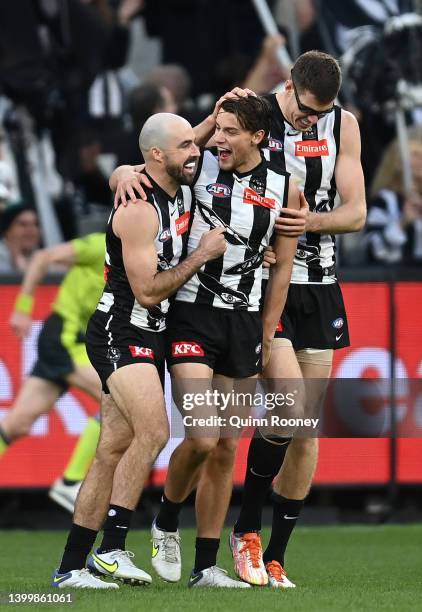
top-left (230, 50), bottom-right (367, 588)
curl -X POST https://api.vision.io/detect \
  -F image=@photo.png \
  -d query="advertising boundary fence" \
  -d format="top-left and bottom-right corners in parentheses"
top-left (1, 268), bottom-right (422, 496)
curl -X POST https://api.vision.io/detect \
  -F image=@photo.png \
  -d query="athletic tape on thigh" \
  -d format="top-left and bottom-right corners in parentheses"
top-left (272, 337), bottom-right (293, 349)
top-left (295, 348), bottom-right (333, 366)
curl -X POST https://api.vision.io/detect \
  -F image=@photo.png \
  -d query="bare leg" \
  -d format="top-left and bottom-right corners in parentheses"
top-left (260, 357), bottom-right (333, 573)
top-left (195, 437), bottom-right (238, 538)
top-left (264, 341), bottom-right (303, 379)
top-left (164, 363), bottom-right (217, 503)
top-left (194, 374), bottom-right (255, 538)
top-left (56, 363), bottom-right (168, 585)
top-left (106, 363), bottom-right (169, 510)
top-left (274, 438), bottom-right (318, 499)
top-left (73, 393), bottom-right (132, 530)
top-left (66, 365), bottom-right (102, 401)
top-left (232, 342), bottom-right (303, 534)
top-left (1, 377), bottom-right (61, 441)
top-left (274, 358), bottom-right (332, 499)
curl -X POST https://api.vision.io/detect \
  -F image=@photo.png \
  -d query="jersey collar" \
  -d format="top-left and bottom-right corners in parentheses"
top-left (146, 172), bottom-right (181, 203)
top-left (233, 154), bottom-right (267, 179)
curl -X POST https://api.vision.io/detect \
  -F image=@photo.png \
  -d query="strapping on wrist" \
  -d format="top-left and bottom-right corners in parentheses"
top-left (14, 293), bottom-right (34, 315)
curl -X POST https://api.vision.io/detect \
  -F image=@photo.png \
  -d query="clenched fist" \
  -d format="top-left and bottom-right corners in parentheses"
top-left (197, 227), bottom-right (227, 262)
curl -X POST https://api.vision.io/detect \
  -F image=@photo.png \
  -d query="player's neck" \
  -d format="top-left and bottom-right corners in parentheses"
top-left (276, 91), bottom-right (290, 122)
top-left (145, 165), bottom-right (179, 198)
top-left (234, 150), bottom-right (262, 174)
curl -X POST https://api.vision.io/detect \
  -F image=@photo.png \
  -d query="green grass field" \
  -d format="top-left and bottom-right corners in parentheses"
top-left (0, 525), bottom-right (420, 611)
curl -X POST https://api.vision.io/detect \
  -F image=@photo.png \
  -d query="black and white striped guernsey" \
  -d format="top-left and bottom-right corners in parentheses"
top-left (263, 93), bottom-right (342, 284)
top-left (175, 150), bottom-right (290, 311)
top-left (97, 178), bottom-right (192, 332)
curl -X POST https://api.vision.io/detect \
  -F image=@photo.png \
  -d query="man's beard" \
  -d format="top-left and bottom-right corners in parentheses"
top-left (165, 160), bottom-right (195, 185)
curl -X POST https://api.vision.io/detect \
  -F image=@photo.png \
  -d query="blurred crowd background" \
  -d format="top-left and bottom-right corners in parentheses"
top-left (1, 0), bottom-right (422, 274)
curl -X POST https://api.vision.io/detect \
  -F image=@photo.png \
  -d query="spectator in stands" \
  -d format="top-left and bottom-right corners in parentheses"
top-left (118, 82), bottom-right (177, 164)
top-left (365, 128), bottom-right (422, 264)
top-left (0, 205), bottom-right (41, 273)
top-left (146, 65), bottom-right (190, 114)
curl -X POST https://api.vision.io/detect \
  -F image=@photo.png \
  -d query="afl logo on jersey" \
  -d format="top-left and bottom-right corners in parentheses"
top-left (159, 228), bottom-right (172, 242)
top-left (267, 138), bottom-right (283, 152)
top-left (206, 183), bottom-right (232, 198)
top-left (332, 317), bottom-right (344, 329)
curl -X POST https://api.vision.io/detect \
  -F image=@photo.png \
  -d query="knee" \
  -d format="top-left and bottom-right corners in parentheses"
top-left (185, 437), bottom-right (219, 460)
top-left (96, 433), bottom-right (132, 468)
top-left (149, 429), bottom-right (169, 455)
top-left (211, 439), bottom-right (238, 469)
top-left (290, 437), bottom-right (318, 456)
top-left (4, 418), bottom-right (32, 441)
top-left (138, 426), bottom-right (169, 458)
top-left (91, 450), bottom-right (120, 472)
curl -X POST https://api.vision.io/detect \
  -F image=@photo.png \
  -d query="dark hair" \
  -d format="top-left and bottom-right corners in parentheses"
top-left (220, 96), bottom-right (271, 149)
top-left (129, 84), bottom-right (166, 128)
top-left (292, 51), bottom-right (342, 105)
top-left (0, 204), bottom-right (36, 236)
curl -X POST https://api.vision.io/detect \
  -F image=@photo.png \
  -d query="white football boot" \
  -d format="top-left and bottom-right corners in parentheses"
top-left (51, 568), bottom-right (119, 589)
top-left (265, 561), bottom-right (296, 588)
top-left (49, 478), bottom-right (81, 513)
top-left (188, 566), bottom-right (251, 588)
top-left (88, 549), bottom-right (152, 585)
top-left (151, 520), bottom-right (181, 582)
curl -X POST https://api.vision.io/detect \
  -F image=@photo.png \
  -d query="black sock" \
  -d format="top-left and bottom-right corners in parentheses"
top-left (63, 478), bottom-right (79, 486)
top-left (193, 537), bottom-right (220, 573)
top-left (98, 505), bottom-right (133, 553)
top-left (58, 523), bottom-right (98, 573)
top-left (263, 493), bottom-right (304, 567)
top-left (155, 493), bottom-right (183, 532)
top-left (234, 430), bottom-right (291, 533)
top-left (0, 426), bottom-right (10, 445)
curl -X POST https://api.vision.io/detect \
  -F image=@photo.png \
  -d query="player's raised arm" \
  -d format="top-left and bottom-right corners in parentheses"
top-left (261, 181), bottom-right (300, 367)
top-left (10, 241), bottom-right (78, 339)
top-left (193, 87), bottom-right (257, 147)
top-left (114, 204), bottom-right (226, 307)
top-left (110, 88), bottom-right (258, 205)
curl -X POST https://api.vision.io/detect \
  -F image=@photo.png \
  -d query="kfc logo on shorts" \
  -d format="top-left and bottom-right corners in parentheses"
top-left (267, 138), bottom-right (283, 152)
top-left (243, 187), bottom-right (275, 209)
top-left (276, 320), bottom-right (283, 332)
top-left (175, 211), bottom-right (190, 235)
top-left (129, 345), bottom-right (155, 359)
top-left (206, 183), bottom-right (232, 198)
top-left (295, 139), bottom-right (329, 157)
top-left (172, 341), bottom-right (205, 357)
